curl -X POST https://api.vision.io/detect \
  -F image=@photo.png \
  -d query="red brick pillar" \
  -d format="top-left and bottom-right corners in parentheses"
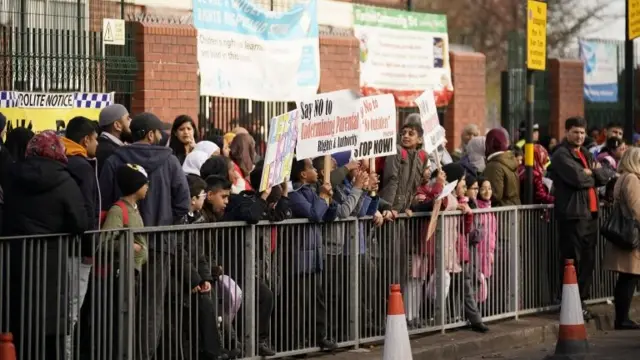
top-left (444, 51), bottom-right (486, 152)
top-left (548, 59), bottom-right (584, 140)
top-left (318, 36), bottom-right (360, 93)
top-left (130, 23), bottom-right (199, 125)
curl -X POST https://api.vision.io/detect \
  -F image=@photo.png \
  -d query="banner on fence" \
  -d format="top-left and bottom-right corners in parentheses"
top-left (415, 88), bottom-right (445, 153)
top-left (0, 91), bottom-right (114, 133)
top-left (194, 0), bottom-right (320, 102)
top-left (260, 109), bottom-right (299, 192)
top-left (353, 5), bottom-right (453, 107)
top-left (352, 94), bottom-right (397, 160)
top-left (296, 89), bottom-right (360, 160)
top-left (579, 39), bottom-right (618, 103)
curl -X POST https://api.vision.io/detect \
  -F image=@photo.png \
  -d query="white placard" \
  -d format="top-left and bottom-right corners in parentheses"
top-left (416, 88), bottom-right (445, 153)
top-left (295, 89), bottom-right (361, 160)
top-left (352, 94), bottom-right (397, 160)
top-left (103, 19), bottom-right (125, 46)
top-left (436, 180), bottom-right (458, 201)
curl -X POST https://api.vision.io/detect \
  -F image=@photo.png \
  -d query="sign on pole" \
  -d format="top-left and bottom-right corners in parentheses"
top-left (629, 0), bottom-right (640, 40)
top-left (103, 18), bottom-right (126, 46)
top-left (260, 110), bottom-right (299, 192)
top-left (415, 88), bottom-right (445, 154)
top-left (352, 94), bottom-right (397, 160)
top-left (526, 0), bottom-right (547, 71)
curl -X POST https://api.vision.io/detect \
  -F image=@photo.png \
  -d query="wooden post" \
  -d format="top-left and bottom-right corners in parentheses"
top-left (323, 154), bottom-right (331, 185)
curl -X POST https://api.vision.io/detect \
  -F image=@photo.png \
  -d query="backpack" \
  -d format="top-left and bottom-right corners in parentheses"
top-left (375, 149), bottom-right (428, 188)
top-left (99, 200), bottom-right (130, 227)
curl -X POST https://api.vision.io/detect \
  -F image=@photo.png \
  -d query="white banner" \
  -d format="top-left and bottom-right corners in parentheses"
top-left (296, 90), bottom-right (361, 160)
top-left (194, 0), bottom-right (320, 101)
top-left (352, 94), bottom-right (397, 160)
top-left (415, 88), bottom-right (445, 153)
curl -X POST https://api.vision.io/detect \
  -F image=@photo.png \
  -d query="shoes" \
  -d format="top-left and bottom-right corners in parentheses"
top-left (470, 322), bottom-right (489, 333)
top-left (615, 320), bottom-right (640, 330)
top-left (258, 339), bottom-right (276, 356)
top-left (318, 338), bottom-right (338, 351)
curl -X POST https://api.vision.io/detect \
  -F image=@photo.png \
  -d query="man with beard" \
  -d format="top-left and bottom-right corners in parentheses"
top-left (98, 112), bottom-right (190, 359)
top-left (96, 104), bottom-right (133, 174)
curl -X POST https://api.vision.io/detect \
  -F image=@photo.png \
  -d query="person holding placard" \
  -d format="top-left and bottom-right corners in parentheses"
top-left (286, 158), bottom-right (339, 351)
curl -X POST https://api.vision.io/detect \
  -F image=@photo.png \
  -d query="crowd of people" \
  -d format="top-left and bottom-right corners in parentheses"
top-left (0, 104), bottom-right (639, 360)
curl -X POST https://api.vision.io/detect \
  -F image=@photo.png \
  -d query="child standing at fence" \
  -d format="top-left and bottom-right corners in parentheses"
top-left (475, 177), bottom-right (497, 308)
top-left (287, 157), bottom-right (338, 351)
top-left (101, 163), bottom-right (149, 270)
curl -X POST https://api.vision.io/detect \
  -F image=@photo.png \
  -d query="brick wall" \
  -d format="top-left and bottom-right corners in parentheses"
top-left (318, 36), bottom-right (360, 93)
top-left (444, 51), bottom-right (486, 151)
top-left (130, 23), bottom-right (199, 125)
top-left (548, 59), bottom-right (584, 140)
top-left (0, 26), bottom-right (10, 91)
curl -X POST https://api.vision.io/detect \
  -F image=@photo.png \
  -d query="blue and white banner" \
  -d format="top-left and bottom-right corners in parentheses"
top-left (193, 0), bottom-right (320, 101)
top-left (579, 39), bottom-right (618, 102)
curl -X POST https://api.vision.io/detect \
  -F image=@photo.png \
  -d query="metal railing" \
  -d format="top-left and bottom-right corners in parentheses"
top-left (0, 204), bottom-right (617, 359)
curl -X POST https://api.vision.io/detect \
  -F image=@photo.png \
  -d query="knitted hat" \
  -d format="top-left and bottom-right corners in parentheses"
top-left (26, 130), bottom-right (68, 164)
top-left (442, 163), bottom-right (466, 183)
top-left (117, 164), bottom-right (149, 196)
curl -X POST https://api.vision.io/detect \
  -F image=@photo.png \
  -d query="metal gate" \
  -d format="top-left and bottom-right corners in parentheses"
top-left (0, 0), bottom-right (137, 107)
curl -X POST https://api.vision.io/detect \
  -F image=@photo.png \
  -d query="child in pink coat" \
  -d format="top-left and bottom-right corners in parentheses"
top-left (473, 177), bottom-right (497, 304)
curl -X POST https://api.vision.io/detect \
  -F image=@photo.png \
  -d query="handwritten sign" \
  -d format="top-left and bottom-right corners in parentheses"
top-left (296, 89), bottom-right (361, 160)
top-left (352, 94), bottom-right (397, 160)
top-left (415, 88), bottom-right (445, 153)
top-left (260, 110), bottom-right (299, 192)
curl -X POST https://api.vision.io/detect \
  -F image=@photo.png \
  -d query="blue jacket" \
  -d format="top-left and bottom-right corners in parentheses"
top-left (99, 143), bottom-right (190, 251)
top-left (288, 182), bottom-right (337, 273)
top-left (334, 179), bottom-right (379, 255)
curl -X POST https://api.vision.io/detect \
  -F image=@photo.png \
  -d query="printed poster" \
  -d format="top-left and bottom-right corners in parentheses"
top-left (415, 88), bottom-right (445, 153)
top-left (0, 91), bottom-right (114, 133)
top-left (193, 0), bottom-right (320, 101)
top-left (296, 89), bottom-right (360, 160)
top-left (579, 39), bottom-right (619, 102)
top-left (260, 109), bottom-right (299, 192)
top-left (352, 94), bottom-right (397, 160)
top-left (353, 5), bottom-right (453, 107)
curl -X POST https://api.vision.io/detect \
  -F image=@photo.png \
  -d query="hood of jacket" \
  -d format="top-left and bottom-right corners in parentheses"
top-left (13, 156), bottom-right (72, 193)
top-left (113, 143), bottom-right (174, 174)
top-left (61, 137), bottom-right (88, 158)
top-left (488, 151), bottom-right (519, 172)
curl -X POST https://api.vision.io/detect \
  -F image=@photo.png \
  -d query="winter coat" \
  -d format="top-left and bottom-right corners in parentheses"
top-left (62, 137), bottom-right (100, 230)
top-left (96, 132), bottom-right (123, 175)
top-left (99, 143), bottom-right (190, 252)
top-left (330, 179), bottom-right (379, 255)
top-left (484, 151), bottom-right (521, 206)
top-left (548, 140), bottom-right (611, 220)
top-left (603, 173), bottom-right (640, 275)
top-left (4, 156), bottom-right (89, 335)
top-left (518, 167), bottom-right (554, 204)
top-left (379, 146), bottom-right (429, 212)
top-left (288, 183), bottom-right (338, 273)
top-left (474, 199), bottom-right (497, 277)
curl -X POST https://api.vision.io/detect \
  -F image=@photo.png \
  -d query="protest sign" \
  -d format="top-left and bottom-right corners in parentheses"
top-left (352, 94), bottom-right (397, 160)
top-left (296, 89), bottom-right (361, 160)
top-left (260, 109), bottom-right (299, 192)
top-left (415, 88), bottom-right (445, 153)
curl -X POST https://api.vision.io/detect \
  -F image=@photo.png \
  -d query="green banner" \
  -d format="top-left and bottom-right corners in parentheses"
top-left (353, 4), bottom-right (447, 32)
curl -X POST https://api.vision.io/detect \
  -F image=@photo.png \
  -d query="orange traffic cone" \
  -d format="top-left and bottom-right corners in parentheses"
top-left (0, 332), bottom-right (16, 360)
top-left (545, 260), bottom-right (590, 359)
top-left (382, 284), bottom-right (412, 360)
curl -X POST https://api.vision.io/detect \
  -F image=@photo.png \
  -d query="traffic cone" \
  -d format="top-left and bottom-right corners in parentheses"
top-left (382, 284), bottom-right (412, 360)
top-left (545, 260), bottom-right (590, 359)
top-left (0, 332), bottom-right (16, 360)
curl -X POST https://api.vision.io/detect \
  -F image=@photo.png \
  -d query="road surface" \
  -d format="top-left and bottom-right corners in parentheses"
top-left (462, 330), bottom-right (640, 359)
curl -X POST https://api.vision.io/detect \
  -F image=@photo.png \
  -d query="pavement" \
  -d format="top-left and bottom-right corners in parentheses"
top-left (304, 299), bottom-right (640, 360)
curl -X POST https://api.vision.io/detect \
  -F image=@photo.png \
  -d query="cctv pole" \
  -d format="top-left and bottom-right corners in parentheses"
top-left (524, 0), bottom-right (547, 204)
top-left (625, 0), bottom-right (637, 144)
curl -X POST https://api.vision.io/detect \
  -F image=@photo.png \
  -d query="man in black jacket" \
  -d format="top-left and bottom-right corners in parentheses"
top-left (549, 116), bottom-right (612, 320)
top-left (96, 104), bottom-right (131, 174)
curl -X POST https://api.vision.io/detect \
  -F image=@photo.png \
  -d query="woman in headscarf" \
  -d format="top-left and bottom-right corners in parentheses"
top-left (193, 140), bottom-right (220, 157)
top-left (4, 130), bottom-right (89, 359)
top-left (169, 115), bottom-right (199, 164)
top-left (459, 136), bottom-right (486, 177)
top-left (229, 133), bottom-right (256, 194)
top-left (517, 144), bottom-right (554, 204)
top-left (483, 128), bottom-right (521, 206)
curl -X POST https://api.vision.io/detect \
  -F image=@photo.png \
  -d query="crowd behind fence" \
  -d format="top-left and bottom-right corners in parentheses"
top-left (0, 204), bottom-right (617, 359)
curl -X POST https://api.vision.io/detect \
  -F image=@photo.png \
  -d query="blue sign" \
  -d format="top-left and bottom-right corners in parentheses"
top-left (579, 40), bottom-right (619, 103)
